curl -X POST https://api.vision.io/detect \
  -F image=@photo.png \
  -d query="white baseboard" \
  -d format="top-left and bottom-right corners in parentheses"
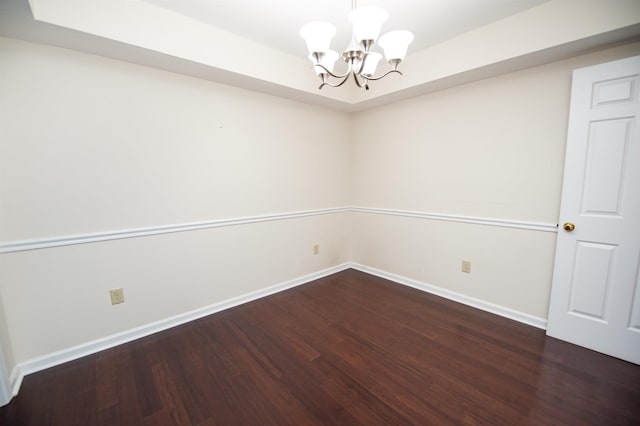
top-left (349, 262), bottom-right (548, 330)
top-left (9, 263), bottom-right (351, 398)
top-left (8, 261), bottom-right (546, 401)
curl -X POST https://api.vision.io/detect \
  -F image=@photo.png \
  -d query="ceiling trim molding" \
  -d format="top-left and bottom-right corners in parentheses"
top-left (2, 0), bottom-right (639, 111)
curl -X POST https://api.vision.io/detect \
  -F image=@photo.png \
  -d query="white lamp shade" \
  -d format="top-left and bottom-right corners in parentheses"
top-left (300, 21), bottom-right (336, 53)
top-left (361, 52), bottom-right (382, 76)
top-left (348, 6), bottom-right (388, 43)
top-left (378, 30), bottom-right (414, 61)
top-left (309, 50), bottom-right (340, 75)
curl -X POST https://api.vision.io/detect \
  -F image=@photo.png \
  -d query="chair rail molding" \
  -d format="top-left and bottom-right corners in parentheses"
top-left (0, 206), bottom-right (558, 254)
top-left (0, 207), bottom-right (351, 254)
top-left (351, 207), bottom-right (558, 233)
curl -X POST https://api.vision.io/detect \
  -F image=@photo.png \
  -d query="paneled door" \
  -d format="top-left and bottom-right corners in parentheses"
top-left (0, 343), bottom-right (9, 406)
top-left (547, 55), bottom-right (640, 364)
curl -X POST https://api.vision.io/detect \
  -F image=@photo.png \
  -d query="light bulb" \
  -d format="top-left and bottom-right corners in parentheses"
top-left (300, 21), bottom-right (336, 54)
top-left (378, 30), bottom-right (414, 61)
top-left (348, 7), bottom-right (388, 44)
top-left (361, 52), bottom-right (382, 76)
top-left (309, 50), bottom-right (340, 75)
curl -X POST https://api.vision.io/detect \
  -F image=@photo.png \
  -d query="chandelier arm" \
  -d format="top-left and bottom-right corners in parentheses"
top-left (361, 77), bottom-right (371, 91)
top-left (363, 69), bottom-right (403, 81)
top-left (356, 51), bottom-right (369, 76)
top-left (352, 72), bottom-right (368, 88)
top-left (318, 73), bottom-right (351, 90)
top-left (312, 63), bottom-right (351, 79)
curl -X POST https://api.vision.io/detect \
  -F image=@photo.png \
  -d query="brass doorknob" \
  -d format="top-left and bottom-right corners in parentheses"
top-left (563, 222), bottom-right (575, 232)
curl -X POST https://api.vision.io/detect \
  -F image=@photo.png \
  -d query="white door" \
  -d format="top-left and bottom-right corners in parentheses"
top-left (0, 343), bottom-right (10, 406)
top-left (547, 55), bottom-right (640, 364)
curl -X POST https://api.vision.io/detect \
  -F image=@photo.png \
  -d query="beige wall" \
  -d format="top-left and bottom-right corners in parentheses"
top-left (0, 38), bottom-right (350, 241)
top-left (0, 37), bottom-right (351, 369)
top-left (351, 41), bottom-right (640, 319)
top-left (1, 214), bottom-right (350, 363)
top-left (2, 34), bottom-right (640, 379)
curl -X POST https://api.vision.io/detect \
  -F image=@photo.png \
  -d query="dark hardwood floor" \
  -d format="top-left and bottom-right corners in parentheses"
top-left (1, 269), bottom-right (639, 425)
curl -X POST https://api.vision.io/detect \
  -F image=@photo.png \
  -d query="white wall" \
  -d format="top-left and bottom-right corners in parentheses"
top-left (2, 33), bottom-right (640, 398)
top-left (0, 37), bottom-right (351, 241)
top-left (351, 41), bottom-right (640, 320)
top-left (0, 37), bottom-right (351, 371)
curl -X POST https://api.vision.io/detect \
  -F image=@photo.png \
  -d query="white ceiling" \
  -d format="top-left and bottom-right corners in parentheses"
top-left (1, 0), bottom-right (639, 110)
top-left (144, 0), bottom-right (548, 58)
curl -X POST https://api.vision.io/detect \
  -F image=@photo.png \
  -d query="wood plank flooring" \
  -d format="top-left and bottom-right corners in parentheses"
top-left (1, 269), bottom-right (639, 425)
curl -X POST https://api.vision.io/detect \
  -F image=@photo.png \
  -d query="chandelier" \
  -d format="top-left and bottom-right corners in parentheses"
top-left (300, 1), bottom-right (414, 90)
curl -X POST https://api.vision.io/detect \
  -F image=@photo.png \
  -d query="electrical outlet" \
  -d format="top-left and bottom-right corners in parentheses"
top-left (110, 288), bottom-right (125, 305)
top-left (462, 260), bottom-right (471, 273)
top-left (313, 244), bottom-right (320, 255)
